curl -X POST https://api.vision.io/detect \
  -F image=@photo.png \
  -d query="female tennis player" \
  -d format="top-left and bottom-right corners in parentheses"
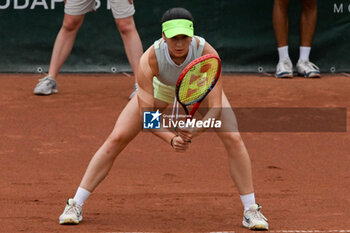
top-left (59, 7), bottom-right (269, 230)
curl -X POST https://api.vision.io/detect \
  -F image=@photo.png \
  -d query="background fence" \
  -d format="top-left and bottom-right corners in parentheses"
top-left (0, 0), bottom-right (349, 73)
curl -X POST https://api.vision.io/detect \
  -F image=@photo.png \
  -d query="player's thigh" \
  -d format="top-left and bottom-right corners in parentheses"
top-left (111, 96), bottom-right (142, 141)
top-left (154, 99), bottom-right (170, 112)
top-left (215, 92), bottom-right (242, 146)
top-left (196, 92), bottom-right (241, 146)
top-left (65, 0), bottom-right (95, 16)
top-left (196, 91), bottom-right (238, 130)
top-left (216, 91), bottom-right (239, 133)
top-left (110, 0), bottom-right (135, 19)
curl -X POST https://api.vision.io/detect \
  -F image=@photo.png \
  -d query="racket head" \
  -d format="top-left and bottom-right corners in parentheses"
top-left (176, 54), bottom-right (221, 109)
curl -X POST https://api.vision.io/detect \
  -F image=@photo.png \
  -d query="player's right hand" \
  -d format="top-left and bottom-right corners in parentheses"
top-left (176, 127), bottom-right (193, 143)
top-left (171, 135), bottom-right (189, 153)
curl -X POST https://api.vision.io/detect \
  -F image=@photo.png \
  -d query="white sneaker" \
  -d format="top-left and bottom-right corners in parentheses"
top-left (242, 204), bottom-right (269, 230)
top-left (33, 76), bottom-right (58, 95)
top-left (296, 60), bottom-right (320, 78)
top-left (128, 83), bottom-right (138, 100)
top-left (275, 58), bottom-right (293, 78)
top-left (59, 199), bottom-right (82, 225)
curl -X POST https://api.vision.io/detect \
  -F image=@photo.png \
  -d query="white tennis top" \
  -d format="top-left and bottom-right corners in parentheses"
top-left (154, 36), bottom-right (206, 86)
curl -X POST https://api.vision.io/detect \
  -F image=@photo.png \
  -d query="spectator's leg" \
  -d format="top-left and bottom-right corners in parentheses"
top-left (273, 0), bottom-right (293, 78)
top-left (300, 0), bottom-right (317, 47)
top-left (273, 0), bottom-right (290, 47)
top-left (48, 14), bottom-right (85, 79)
top-left (296, 0), bottom-right (320, 78)
top-left (34, 14), bottom-right (85, 95)
top-left (115, 16), bottom-right (143, 78)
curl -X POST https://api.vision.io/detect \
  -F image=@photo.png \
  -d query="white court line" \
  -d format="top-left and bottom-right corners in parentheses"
top-left (269, 231), bottom-right (350, 233)
top-left (103, 231), bottom-right (350, 233)
top-left (122, 72), bottom-right (132, 77)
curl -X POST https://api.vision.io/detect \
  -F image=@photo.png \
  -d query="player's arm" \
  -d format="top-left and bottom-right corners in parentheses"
top-left (137, 47), bottom-right (188, 152)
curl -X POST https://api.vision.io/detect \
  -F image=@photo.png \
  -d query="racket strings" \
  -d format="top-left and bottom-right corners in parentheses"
top-left (178, 58), bottom-right (219, 104)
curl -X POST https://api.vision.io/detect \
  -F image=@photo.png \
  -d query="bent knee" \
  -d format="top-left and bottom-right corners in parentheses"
top-left (107, 132), bottom-right (131, 147)
top-left (302, 0), bottom-right (317, 10)
top-left (115, 17), bottom-right (135, 35)
top-left (274, 0), bottom-right (290, 7)
top-left (220, 132), bottom-right (244, 146)
top-left (62, 15), bottom-right (84, 31)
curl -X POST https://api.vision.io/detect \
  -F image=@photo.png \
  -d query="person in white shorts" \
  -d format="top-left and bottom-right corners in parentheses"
top-left (33, 0), bottom-right (143, 98)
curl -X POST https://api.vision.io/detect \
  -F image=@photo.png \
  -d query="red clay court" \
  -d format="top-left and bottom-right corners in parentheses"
top-left (0, 73), bottom-right (349, 232)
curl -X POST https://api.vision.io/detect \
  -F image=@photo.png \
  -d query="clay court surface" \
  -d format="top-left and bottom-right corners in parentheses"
top-left (0, 73), bottom-right (349, 232)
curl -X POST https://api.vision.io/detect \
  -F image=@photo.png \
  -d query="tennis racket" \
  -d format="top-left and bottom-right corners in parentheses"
top-left (176, 54), bottom-right (221, 119)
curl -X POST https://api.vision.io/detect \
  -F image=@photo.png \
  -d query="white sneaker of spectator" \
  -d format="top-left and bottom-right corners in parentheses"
top-left (296, 60), bottom-right (321, 78)
top-left (275, 58), bottom-right (293, 78)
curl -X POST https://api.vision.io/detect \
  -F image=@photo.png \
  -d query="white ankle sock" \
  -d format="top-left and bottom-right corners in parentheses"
top-left (240, 193), bottom-right (255, 211)
top-left (73, 187), bottom-right (91, 207)
top-left (299, 46), bottom-right (311, 62)
top-left (278, 46), bottom-right (290, 62)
